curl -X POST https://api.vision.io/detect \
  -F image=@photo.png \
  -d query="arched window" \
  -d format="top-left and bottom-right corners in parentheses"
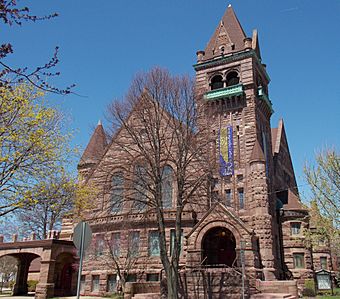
top-left (133, 165), bottom-right (147, 211)
top-left (162, 165), bottom-right (173, 209)
top-left (226, 71), bottom-right (239, 86)
top-left (211, 75), bottom-right (224, 90)
top-left (111, 172), bottom-right (124, 213)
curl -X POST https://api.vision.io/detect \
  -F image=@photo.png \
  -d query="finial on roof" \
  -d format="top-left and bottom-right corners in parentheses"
top-left (228, 4), bottom-right (232, 8)
top-left (97, 119), bottom-right (102, 126)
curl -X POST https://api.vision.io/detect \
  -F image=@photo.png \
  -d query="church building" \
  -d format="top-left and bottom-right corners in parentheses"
top-left (66, 5), bottom-right (333, 298)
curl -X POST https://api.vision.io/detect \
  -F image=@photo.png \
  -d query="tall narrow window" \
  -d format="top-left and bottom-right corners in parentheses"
top-left (134, 165), bottom-right (147, 211)
top-left (320, 257), bottom-right (327, 270)
top-left (111, 232), bottom-right (120, 257)
top-left (128, 231), bottom-right (140, 257)
top-left (225, 189), bottom-right (232, 206)
top-left (95, 234), bottom-right (104, 257)
top-left (91, 275), bottom-right (100, 292)
top-left (293, 253), bottom-right (305, 269)
top-left (148, 231), bottom-right (160, 256)
top-left (238, 188), bottom-right (244, 209)
top-left (162, 165), bottom-right (173, 209)
top-left (107, 274), bottom-right (117, 292)
top-left (111, 172), bottom-right (124, 213)
top-left (170, 229), bottom-right (183, 256)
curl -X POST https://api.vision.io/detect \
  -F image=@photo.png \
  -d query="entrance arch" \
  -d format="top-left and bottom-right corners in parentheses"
top-left (202, 227), bottom-right (236, 267)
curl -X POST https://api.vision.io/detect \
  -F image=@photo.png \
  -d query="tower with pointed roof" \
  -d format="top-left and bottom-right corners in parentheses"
top-left (78, 120), bottom-right (107, 179)
top-left (194, 4), bottom-right (280, 280)
top-left (61, 4), bottom-right (324, 297)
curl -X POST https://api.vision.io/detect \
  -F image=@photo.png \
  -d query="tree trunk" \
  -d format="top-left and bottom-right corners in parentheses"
top-left (166, 265), bottom-right (179, 299)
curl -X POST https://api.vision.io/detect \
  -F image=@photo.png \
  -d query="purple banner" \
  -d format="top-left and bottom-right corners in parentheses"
top-left (219, 125), bottom-right (234, 176)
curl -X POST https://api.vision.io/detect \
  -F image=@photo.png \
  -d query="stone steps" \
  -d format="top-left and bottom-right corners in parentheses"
top-left (251, 293), bottom-right (296, 299)
top-left (132, 293), bottom-right (161, 299)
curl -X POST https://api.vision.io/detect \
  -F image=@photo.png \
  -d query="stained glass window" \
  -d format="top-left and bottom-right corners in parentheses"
top-left (162, 165), bottom-right (173, 209)
top-left (128, 231), bottom-right (140, 257)
top-left (148, 231), bottom-right (160, 256)
top-left (170, 229), bottom-right (183, 256)
top-left (111, 172), bottom-right (124, 213)
top-left (238, 188), bottom-right (244, 209)
top-left (111, 232), bottom-right (120, 257)
top-left (95, 234), bottom-right (104, 257)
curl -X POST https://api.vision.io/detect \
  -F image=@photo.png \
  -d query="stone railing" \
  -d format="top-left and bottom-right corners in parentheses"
top-left (0, 230), bottom-right (61, 243)
top-left (204, 84), bottom-right (244, 101)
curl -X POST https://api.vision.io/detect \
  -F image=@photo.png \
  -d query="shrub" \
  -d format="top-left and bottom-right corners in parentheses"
top-left (27, 280), bottom-right (38, 292)
top-left (304, 279), bottom-right (315, 291)
top-left (302, 288), bottom-right (315, 297)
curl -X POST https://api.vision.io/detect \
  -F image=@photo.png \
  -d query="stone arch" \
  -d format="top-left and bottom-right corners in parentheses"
top-left (202, 227), bottom-right (237, 267)
top-left (53, 252), bottom-right (77, 296)
top-left (0, 252), bottom-right (41, 295)
top-left (194, 220), bottom-right (242, 250)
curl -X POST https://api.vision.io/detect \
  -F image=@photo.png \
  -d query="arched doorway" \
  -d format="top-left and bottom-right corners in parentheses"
top-left (53, 252), bottom-right (77, 296)
top-left (202, 227), bottom-right (236, 267)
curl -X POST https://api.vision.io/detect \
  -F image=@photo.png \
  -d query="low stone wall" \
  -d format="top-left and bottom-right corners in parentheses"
top-left (256, 280), bottom-right (298, 297)
top-left (124, 281), bottom-right (160, 299)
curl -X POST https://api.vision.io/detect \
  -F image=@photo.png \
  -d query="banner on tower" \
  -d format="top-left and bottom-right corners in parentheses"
top-left (219, 125), bottom-right (234, 176)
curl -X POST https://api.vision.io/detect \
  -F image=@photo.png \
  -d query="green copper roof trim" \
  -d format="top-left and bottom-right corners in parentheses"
top-left (258, 90), bottom-right (274, 114)
top-left (193, 49), bottom-right (270, 82)
top-left (204, 84), bottom-right (244, 101)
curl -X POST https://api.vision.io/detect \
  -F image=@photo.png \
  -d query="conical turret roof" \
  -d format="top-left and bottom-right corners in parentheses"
top-left (79, 121), bottom-right (107, 167)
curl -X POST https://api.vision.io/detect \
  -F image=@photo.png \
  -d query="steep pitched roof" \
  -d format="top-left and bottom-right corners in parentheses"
top-left (79, 121), bottom-right (107, 167)
top-left (271, 119), bottom-right (284, 155)
top-left (271, 127), bottom-right (278, 154)
top-left (250, 139), bottom-right (265, 163)
top-left (283, 189), bottom-right (307, 211)
top-left (204, 5), bottom-right (246, 60)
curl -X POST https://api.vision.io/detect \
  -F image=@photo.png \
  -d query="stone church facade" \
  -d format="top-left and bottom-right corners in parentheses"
top-left (60, 5), bottom-right (334, 298)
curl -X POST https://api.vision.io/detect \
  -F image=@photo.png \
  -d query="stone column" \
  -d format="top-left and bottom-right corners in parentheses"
top-left (13, 256), bottom-right (31, 295)
top-left (35, 249), bottom-right (56, 299)
top-left (249, 151), bottom-right (276, 280)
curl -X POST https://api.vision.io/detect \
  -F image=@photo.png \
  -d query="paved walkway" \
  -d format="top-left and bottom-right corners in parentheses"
top-left (0, 296), bottom-right (111, 299)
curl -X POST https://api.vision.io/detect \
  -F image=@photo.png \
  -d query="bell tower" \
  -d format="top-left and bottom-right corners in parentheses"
top-left (195, 5), bottom-right (280, 279)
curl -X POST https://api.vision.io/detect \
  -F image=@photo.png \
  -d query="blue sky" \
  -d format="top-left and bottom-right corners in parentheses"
top-left (3, 0), bottom-right (340, 201)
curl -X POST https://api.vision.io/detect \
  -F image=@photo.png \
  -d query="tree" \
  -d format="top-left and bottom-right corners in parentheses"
top-left (304, 148), bottom-right (340, 229)
top-left (0, 84), bottom-right (73, 217)
top-left (0, 0), bottom-right (73, 94)
top-left (105, 67), bottom-right (212, 299)
top-left (305, 200), bottom-right (340, 256)
top-left (17, 172), bottom-right (81, 239)
top-left (0, 256), bottom-right (16, 292)
top-left (86, 219), bottom-right (150, 295)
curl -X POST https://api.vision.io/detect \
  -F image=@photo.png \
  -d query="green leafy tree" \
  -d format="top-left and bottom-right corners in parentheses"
top-left (0, 84), bottom-right (73, 217)
top-left (0, 256), bottom-right (16, 292)
top-left (304, 148), bottom-right (340, 229)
